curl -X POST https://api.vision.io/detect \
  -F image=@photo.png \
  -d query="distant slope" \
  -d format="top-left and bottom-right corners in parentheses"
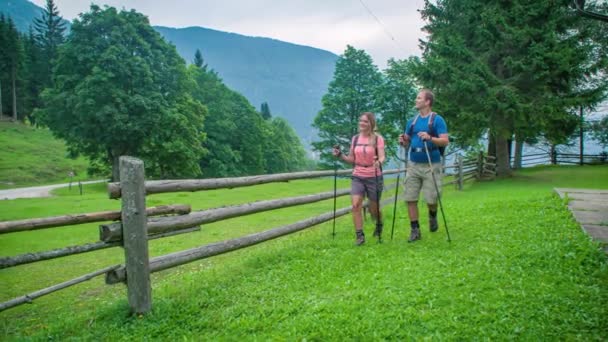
top-left (0, 0), bottom-right (69, 32)
top-left (0, 121), bottom-right (90, 188)
top-left (155, 26), bottom-right (337, 146)
top-left (0, 0), bottom-right (42, 31)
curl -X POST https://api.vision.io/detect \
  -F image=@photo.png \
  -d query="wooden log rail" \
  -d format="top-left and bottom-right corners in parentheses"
top-left (107, 168), bottom-right (402, 199)
top-left (106, 195), bottom-right (398, 284)
top-left (0, 227), bottom-right (201, 269)
top-left (0, 264), bottom-right (121, 312)
top-left (0, 204), bottom-right (191, 235)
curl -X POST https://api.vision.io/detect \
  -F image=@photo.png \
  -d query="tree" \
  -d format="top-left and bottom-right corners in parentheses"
top-left (416, 0), bottom-right (607, 176)
top-left (38, 5), bottom-right (205, 181)
top-left (264, 117), bottom-right (308, 173)
top-left (260, 102), bottom-right (272, 120)
top-left (312, 45), bottom-right (383, 168)
top-left (22, 29), bottom-right (45, 124)
top-left (193, 48), bottom-right (207, 70)
top-left (189, 64), bottom-right (267, 177)
top-left (376, 58), bottom-right (419, 160)
top-left (2, 17), bottom-right (24, 121)
top-left (33, 0), bottom-right (66, 88)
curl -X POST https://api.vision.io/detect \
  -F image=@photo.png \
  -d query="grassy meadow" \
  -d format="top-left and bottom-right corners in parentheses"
top-left (0, 122), bottom-right (91, 189)
top-left (0, 165), bottom-right (607, 340)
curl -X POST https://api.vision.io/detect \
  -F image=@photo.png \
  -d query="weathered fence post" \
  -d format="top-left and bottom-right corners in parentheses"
top-left (119, 156), bottom-right (151, 314)
top-left (477, 151), bottom-right (484, 179)
top-left (457, 154), bottom-right (463, 190)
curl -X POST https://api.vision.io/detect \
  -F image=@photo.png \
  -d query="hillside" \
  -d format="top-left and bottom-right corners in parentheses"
top-left (155, 26), bottom-right (338, 146)
top-left (0, 121), bottom-right (90, 188)
top-left (2, 0), bottom-right (338, 147)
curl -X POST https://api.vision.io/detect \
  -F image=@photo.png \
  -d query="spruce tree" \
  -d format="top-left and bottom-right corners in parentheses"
top-left (33, 0), bottom-right (66, 88)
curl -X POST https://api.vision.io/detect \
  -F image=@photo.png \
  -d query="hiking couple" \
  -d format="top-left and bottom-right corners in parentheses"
top-left (332, 89), bottom-right (449, 245)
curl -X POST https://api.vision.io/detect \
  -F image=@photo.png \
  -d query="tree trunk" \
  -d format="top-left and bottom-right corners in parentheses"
top-left (550, 144), bottom-right (557, 164)
top-left (513, 139), bottom-right (523, 169)
top-left (495, 135), bottom-right (511, 177)
top-left (11, 69), bottom-right (17, 121)
top-left (487, 129), bottom-right (496, 158)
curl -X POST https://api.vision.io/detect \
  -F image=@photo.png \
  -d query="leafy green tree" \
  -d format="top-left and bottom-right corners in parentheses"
top-left (416, 0), bottom-right (607, 176)
top-left (260, 102), bottom-right (271, 120)
top-left (38, 5), bottom-right (205, 181)
top-left (33, 0), bottom-right (66, 88)
top-left (376, 58), bottom-right (418, 160)
top-left (264, 117), bottom-right (308, 173)
top-left (188, 64), bottom-right (266, 177)
top-left (312, 45), bottom-right (382, 168)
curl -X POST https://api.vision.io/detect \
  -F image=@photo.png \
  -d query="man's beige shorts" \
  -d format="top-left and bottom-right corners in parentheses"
top-left (403, 162), bottom-right (442, 204)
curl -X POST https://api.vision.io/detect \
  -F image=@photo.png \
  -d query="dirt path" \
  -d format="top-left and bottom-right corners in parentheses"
top-left (0, 180), bottom-right (106, 200)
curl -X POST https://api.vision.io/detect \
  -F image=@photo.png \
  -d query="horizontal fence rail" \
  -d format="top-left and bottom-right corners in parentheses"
top-left (0, 226), bottom-right (201, 269)
top-left (0, 264), bottom-right (121, 312)
top-left (0, 205), bottom-right (191, 235)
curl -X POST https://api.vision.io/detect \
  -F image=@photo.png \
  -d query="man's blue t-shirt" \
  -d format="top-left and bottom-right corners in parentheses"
top-left (405, 113), bottom-right (448, 163)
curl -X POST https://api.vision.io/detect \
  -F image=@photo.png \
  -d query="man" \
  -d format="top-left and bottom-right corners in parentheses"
top-left (399, 89), bottom-right (449, 242)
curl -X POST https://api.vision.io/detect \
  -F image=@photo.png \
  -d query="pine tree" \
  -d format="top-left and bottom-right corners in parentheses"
top-left (33, 0), bottom-right (66, 88)
top-left (193, 48), bottom-right (207, 70)
top-left (416, 0), bottom-right (607, 176)
top-left (260, 102), bottom-right (271, 120)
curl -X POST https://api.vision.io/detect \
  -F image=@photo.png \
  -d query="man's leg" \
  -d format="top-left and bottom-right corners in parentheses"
top-left (423, 163), bottom-right (442, 232)
top-left (407, 201), bottom-right (421, 242)
top-left (404, 163), bottom-right (423, 242)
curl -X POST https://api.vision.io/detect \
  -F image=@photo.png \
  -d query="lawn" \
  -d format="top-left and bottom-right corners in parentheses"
top-left (0, 165), bottom-right (607, 340)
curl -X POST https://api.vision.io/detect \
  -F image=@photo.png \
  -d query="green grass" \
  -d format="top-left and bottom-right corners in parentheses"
top-left (0, 121), bottom-right (91, 189)
top-left (1, 165), bottom-right (607, 340)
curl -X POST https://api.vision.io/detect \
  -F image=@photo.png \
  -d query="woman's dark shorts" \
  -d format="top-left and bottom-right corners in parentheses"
top-left (351, 176), bottom-right (384, 201)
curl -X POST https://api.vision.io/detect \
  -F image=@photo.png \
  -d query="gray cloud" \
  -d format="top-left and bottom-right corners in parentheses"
top-left (31, 0), bottom-right (427, 67)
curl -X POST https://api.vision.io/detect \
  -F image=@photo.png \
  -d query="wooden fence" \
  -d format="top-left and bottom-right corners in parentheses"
top-left (0, 153), bottom-right (496, 314)
top-left (514, 151), bottom-right (608, 168)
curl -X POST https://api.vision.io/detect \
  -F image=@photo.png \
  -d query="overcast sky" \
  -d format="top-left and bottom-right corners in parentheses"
top-left (29, 0), bottom-right (428, 68)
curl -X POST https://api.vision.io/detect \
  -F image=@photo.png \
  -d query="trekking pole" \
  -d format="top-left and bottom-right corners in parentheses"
top-left (391, 119), bottom-right (409, 240)
top-left (423, 140), bottom-right (451, 242)
top-left (332, 145), bottom-right (340, 239)
top-left (332, 157), bottom-right (338, 239)
top-left (390, 157), bottom-right (402, 241)
top-left (374, 156), bottom-right (382, 243)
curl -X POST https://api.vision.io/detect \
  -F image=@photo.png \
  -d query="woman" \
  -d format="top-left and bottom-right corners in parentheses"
top-left (333, 112), bottom-right (386, 245)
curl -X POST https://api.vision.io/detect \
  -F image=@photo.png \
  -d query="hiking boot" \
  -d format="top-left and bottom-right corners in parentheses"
top-left (373, 223), bottom-right (383, 238)
top-left (429, 215), bottom-right (438, 232)
top-left (355, 230), bottom-right (365, 246)
top-left (408, 227), bottom-right (421, 243)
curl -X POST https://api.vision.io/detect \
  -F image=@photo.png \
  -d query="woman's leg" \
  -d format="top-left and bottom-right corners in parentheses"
top-left (352, 194), bottom-right (364, 231)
